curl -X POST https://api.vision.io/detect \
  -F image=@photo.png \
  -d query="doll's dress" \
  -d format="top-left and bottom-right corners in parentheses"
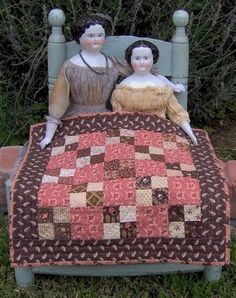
top-left (111, 85), bottom-right (189, 126)
top-left (10, 59), bottom-right (121, 182)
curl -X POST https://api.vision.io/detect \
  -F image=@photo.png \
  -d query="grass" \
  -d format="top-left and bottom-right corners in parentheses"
top-left (1, 214), bottom-right (236, 297)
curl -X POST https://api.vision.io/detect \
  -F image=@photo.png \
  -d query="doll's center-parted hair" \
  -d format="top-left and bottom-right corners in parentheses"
top-left (71, 15), bottom-right (109, 44)
top-left (125, 40), bottom-right (159, 66)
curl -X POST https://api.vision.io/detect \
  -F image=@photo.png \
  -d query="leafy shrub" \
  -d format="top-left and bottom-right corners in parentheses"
top-left (0, 0), bottom-right (235, 145)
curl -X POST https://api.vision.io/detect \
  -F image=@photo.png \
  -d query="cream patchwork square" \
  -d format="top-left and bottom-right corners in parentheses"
top-left (163, 141), bottom-right (178, 149)
top-left (120, 129), bottom-right (134, 137)
top-left (136, 189), bottom-right (152, 206)
top-left (42, 175), bottom-right (59, 183)
top-left (106, 137), bottom-right (120, 145)
top-left (180, 164), bottom-right (196, 171)
top-left (184, 205), bottom-right (201, 221)
top-left (60, 168), bottom-right (76, 177)
top-left (87, 182), bottom-right (103, 192)
top-left (76, 156), bottom-right (90, 168)
top-left (149, 146), bottom-right (164, 155)
top-left (51, 146), bottom-right (65, 156)
top-left (119, 206), bottom-right (136, 222)
top-left (176, 136), bottom-right (189, 144)
top-left (38, 223), bottom-right (55, 240)
top-left (166, 169), bottom-right (183, 177)
top-left (70, 192), bottom-right (86, 207)
top-left (169, 222), bottom-right (185, 238)
top-left (53, 207), bottom-right (70, 223)
top-left (135, 152), bottom-right (151, 160)
top-left (65, 135), bottom-right (79, 145)
top-left (151, 176), bottom-right (168, 188)
top-left (91, 146), bottom-right (105, 155)
top-left (104, 223), bottom-right (120, 239)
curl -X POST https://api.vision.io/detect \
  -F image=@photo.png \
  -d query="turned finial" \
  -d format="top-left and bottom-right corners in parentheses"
top-left (173, 10), bottom-right (189, 27)
top-left (48, 8), bottom-right (65, 27)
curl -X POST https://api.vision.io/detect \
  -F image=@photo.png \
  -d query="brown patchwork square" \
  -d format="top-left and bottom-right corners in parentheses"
top-left (104, 160), bottom-right (120, 171)
top-left (103, 206), bottom-right (120, 223)
top-left (107, 129), bottom-right (120, 137)
top-left (119, 160), bottom-right (135, 178)
top-left (182, 171), bottom-right (198, 178)
top-left (120, 136), bottom-right (135, 145)
top-left (45, 168), bottom-right (61, 176)
top-left (185, 222), bottom-right (203, 238)
top-left (136, 176), bottom-right (151, 189)
top-left (168, 205), bottom-right (185, 221)
top-left (54, 223), bottom-right (71, 239)
top-left (71, 184), bottom-right (87, 193)
top-left (120, 222), bottom-right (136, 238)
top-left (150, 154), bottom-right (165, 162)
top-left (166, 162), bottom-right (181, 171)
top-left (90, 153), bottom-right (105, 164)
top-left (135, 145), bottom-right (149, 153)
top-left (58, 176), bottom-right (74, 185)
top-left (65, 143), bottom-right (78, 151)
top-left (163, 133), bottom-right (176, 142)
top-left (51, 137), bottom-right (66, 147)
top-left (77, 148), bottom-right (91, 158)
top-left (152, 188), bottom-right (168, 204)
top-left (177, 142), bottom-right (190, 151)
top-left (86, 191), bottom-right (103, 206)
top-left (38, 208), bottom-right (53, 223)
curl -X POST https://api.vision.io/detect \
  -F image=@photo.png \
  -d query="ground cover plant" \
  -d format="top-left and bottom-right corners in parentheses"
top-left (0, 0), bottom-right (235, 145)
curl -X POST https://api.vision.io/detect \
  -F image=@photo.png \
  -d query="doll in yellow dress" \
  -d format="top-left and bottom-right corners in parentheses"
top-left (111, 40), bottom-right (197, 145)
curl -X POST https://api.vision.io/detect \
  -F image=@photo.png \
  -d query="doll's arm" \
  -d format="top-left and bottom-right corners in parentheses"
top-left (166, 91), bottom-right (197, 145)
top-left (157, 74), bottom-right (185, 93)
top-left (180, 122), bottom-right (197, 145)
top-left (111, 89), bottom-right (124, 112)
top-left (40, 63), bottom-right (70, 149)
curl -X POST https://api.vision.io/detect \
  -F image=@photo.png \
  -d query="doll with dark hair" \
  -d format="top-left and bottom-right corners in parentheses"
top-left (40, 15), bottom-right (127, 149)
top-left (111, 40), bottom-right (197, 145)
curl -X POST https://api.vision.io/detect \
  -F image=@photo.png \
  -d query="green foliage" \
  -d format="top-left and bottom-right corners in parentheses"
top-left (0, 0), bottom-right (235, 144)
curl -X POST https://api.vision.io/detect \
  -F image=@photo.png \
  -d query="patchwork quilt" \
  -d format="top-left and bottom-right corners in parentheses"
top-left (10, 112), bottom-right (230, 267)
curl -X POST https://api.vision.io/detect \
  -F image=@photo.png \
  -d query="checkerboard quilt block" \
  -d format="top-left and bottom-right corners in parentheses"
top-left (10, 113), bottom-right (230, 267)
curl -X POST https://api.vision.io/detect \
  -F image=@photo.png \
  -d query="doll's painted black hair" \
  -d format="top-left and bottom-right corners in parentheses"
top-left (71, 15), bottom-right (109, 43)
top-left (125, 40), bottom-right (159, 65)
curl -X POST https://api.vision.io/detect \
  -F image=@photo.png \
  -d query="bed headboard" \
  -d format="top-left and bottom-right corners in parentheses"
top-left (47, 9), bottom-right (189, 109)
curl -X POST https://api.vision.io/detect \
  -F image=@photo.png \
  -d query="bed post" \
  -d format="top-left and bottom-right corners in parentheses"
top-left (171, 10), bottom-right (189, 110)
top-left (48, 8), bottom-right (66, 95)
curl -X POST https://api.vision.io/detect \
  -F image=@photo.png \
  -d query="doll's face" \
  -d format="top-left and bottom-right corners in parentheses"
top-left (131, 47), bottom-right (153, 73)
top-left (79, 24), bottom-right (105, 51)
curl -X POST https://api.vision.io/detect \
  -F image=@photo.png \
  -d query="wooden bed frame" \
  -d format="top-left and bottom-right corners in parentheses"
top-left (6, 8), bottom-right (222, 287)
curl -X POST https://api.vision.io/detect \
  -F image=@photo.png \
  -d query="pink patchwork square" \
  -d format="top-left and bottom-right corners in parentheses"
top-left (38, 183), bottom-right (71, 207)
top-left (168, 177), bottom-right (201, 205)
top-left (70, 206), bottom-right (103, 237)
top-left (135, 160), bottom-right (166, 177)
top-left (135, 130), bottom-right (163, 147)
top-left (137, 206), bottom-right (168, 237)
top-left (78, 132), bottom-right (106, 150)
top-left (104, 178), bottom-right (136, 206)
top-left (73, 163), bottom-right (104, 185)
top-left (105, 143), bottom-right (135, 162)
top-left (165, 149), bottom-right (193, 164)
top-left (47, 151), bottom-right (77, 169)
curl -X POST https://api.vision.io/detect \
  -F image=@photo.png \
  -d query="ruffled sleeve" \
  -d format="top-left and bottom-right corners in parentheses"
top-left (166, 89), bottom-right (190, 125)
top-left (111, 88), bottom-right (124, 112)
top-left (48, 61), bottom-right (70, 119)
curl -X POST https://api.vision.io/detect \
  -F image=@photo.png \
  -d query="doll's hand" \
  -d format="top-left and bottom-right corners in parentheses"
top-left (39, 136), bottom-right (52, 149)
top-left (174, 84), bottom-right (185, 93)
top-left (190, 134), bottom-right (198, 145)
